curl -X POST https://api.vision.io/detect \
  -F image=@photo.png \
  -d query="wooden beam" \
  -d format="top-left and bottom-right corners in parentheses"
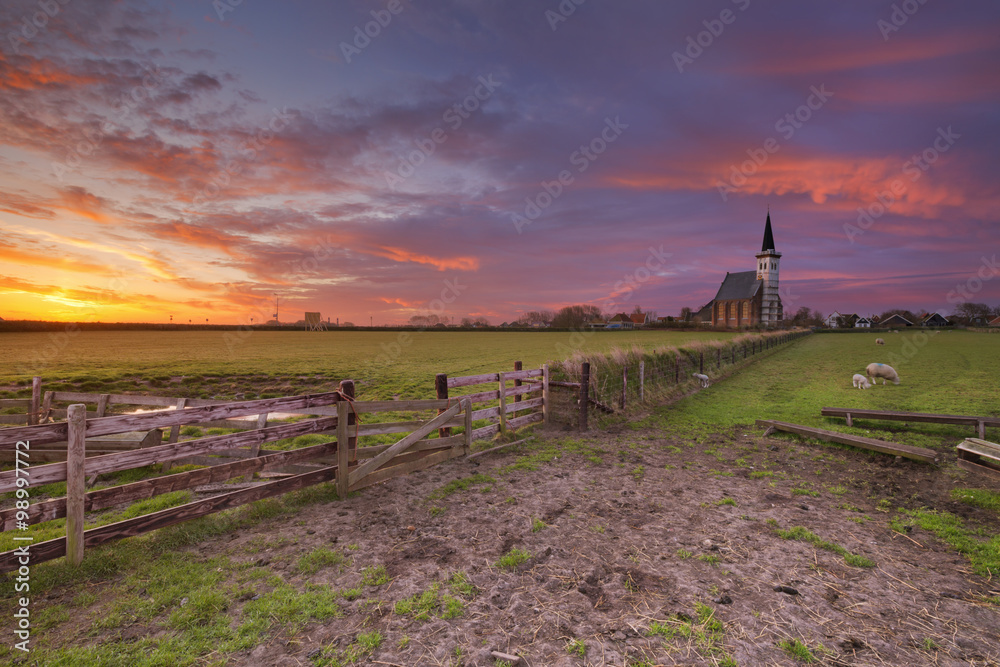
top-left (0, 466), bottom-right (337, 573)
top-left (66, 405), bottom-right (86, 566)
top-left (0, 391), bottom-right (345, 449)
top-left (0, 442), bottom-right (336, 530)
top-left (821, 407), bottom-right (1000, 429)
top-left (756, 419), bottom-right (938, 463)
top-left (350, 447), bottom-right (461, 492)
top-left (463, 398), bottom-right (472, 454)
top-left (0, 415), bottom-right (339, 493)
top-left (542, 364), bottom-right (550, 427)
top-left (29, 377), bottom-right (41, 426)
top-left (336, 400), bottom-right (349, 500)
top-left (498, 372), bottom-right (508, 434)
top-left (446, 373), bottom-right (500, 389)
top-left (348, 401), bottom-right (462, 487)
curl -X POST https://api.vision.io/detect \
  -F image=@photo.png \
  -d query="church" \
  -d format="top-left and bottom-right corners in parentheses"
top-left (696, 213), bottom-right (783, 328)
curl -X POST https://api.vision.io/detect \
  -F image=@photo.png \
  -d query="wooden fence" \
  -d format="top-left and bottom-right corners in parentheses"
top-left (0, 364), bottom-right (548, 573)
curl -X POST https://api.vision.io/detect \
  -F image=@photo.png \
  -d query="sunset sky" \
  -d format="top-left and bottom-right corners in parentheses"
top-left (1, 0), bottom-right (998, 325)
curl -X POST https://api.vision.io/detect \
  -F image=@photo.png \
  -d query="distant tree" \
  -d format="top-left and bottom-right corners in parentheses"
top-left (460, 317), bottom-right (474, 327)
top-left (952, 302), bottom-right (992, 322)
top-left (473, 317), bottom-right (490, 327)
top-left (679, 306), bottom-right (693, 321)
top-left (551, 304), bottom-right (602, 328)
top-left (341, 321), bottom-right (355, 327)
top-left (810, 309), bottom-right (823, 325)
top-left (518, 310), bottom-right (555, 326)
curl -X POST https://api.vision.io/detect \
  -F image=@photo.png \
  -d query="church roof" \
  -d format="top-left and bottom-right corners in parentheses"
top-left (713, 271), bottom-right (761, 301)
top-left (761, 212), bottom-right (775, 252)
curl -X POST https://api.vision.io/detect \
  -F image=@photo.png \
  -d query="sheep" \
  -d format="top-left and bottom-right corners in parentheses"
top-left (852, 373), bottom-right (871, 390)
top-left (692, 373), bottom-right (710, 388)
top-left (875, 338), bottom-right (885, 345)
top-left (866, 362), bottom-right (900, 385)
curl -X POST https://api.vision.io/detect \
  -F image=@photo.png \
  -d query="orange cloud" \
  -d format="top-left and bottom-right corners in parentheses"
top-left (371, 245), bottom-right (479, 271)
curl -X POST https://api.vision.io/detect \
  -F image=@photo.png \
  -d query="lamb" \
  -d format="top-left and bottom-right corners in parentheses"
top-left (866, 362), bottom-right (900, 385)
top-left (692, 373), bottom-right (710, 388)
top-left (875, 338), bottom-right (885, 345)
top-left (852, 373), bottom-right (871, 390)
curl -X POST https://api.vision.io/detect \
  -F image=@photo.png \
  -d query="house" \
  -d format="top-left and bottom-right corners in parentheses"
top-left (630, 312), bottom-right (650, 328)
top-left (823, 311), bottom-right (843, 328)
top-left (608, 313), bottom-right (634, 330)
top-left (854, 316), bottom-right (872, 328)
top-left (706, 213), bottom-right (783, 328)
top-left (586, 319), bottom-right (608, 329)
top-left (921, 312), bottom-right (950, 327)
top-left (989, 315), bottom-right (1000, 327)
top-left (880, 313), bottom-right (913, 328)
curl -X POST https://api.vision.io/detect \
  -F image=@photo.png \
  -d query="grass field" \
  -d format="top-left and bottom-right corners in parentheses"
top-left (0, 329), bottom-right (744, 399)
top-left (637, 329), bottom-right (1000, 451)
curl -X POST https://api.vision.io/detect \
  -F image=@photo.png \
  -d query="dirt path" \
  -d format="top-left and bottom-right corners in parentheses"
top-left (11, 422), bottom-right (1000, 666)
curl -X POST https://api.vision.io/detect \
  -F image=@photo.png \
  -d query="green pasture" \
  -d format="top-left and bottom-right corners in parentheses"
top-left (639, 329), bottom-right (1000, 452)
top-left (0, 329), bottom-right (743, 398)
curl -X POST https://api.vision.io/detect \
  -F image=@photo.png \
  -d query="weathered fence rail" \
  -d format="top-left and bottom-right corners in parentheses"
top-left (0, 362), bottom-right (548, 573)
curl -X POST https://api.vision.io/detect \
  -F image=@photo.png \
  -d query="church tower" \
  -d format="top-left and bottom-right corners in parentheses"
top-left (755, 212), bottom-right (782, 326)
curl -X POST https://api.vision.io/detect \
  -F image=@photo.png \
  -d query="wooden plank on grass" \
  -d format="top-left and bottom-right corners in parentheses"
top-left (756, 419), bottom-right (938, 463)
top-left (508, 412), bottom-right (544, 430)
top-left (821, 407), bottom-right (1000, 429)
top-left (0, 466), bottom-right (337, 573)
top-left (348, 402), bottom-right (462, 487)
top-left (0, 442), bottom-right (335, 530)
top-left (0, 415), bottom-right (339, 493)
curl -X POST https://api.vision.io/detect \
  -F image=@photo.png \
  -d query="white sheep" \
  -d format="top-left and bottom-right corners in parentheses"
top-left (866, 362), bottom-right (900, 385)
top-left (875, 338), bottom-right (884, 345)
top-left (692, 373), bottom-right (710, 388)
top-left (852, 373), bottom-right (871, 390)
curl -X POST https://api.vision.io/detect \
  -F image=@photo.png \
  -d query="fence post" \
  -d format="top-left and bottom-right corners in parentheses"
top-left (542, 364), bottom-right (550, 427)
top-left (29, 377), bottom-right (41, 425)
top-left (498, 372), bottom-right (508, 434)
top-left (638, 361), bottom-right (644, 402)
top-left (579, 362), bottom-right (590, 431)
top-left (699, 352), bottom-right (704, 374)
top-left (336, 400), bottom-right (350, 499)
top-left (463, 399), bottom-right (473, 454)
top-left (674, 356), bottom-right (680, 384)
top-left (66, 404), bottom-right (86, 567)
top-left (620, 366), bottom-right (627, 410)
top-left (716, 348), bottom-right (721, 369)
top-left (340, 380), bottom-right (357, 460)
top-left (435, 373), bottom-right (450, 439)
top-left (513, 361), bottom-right (522, 406)
top-left (96, 394), bottom-right (110, 418)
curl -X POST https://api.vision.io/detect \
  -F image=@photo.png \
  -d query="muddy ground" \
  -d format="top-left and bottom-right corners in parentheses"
top-left (14, 420), bottom-right (1000, 666)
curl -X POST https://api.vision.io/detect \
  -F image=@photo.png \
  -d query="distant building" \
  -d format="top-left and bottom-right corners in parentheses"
top-left (608, 313), bottom-right (635, 330)
top-left (704, 213), bottom-right (782, 328)
top-left (920, 312), bottom-right (950, 327)
top-left (988, 315), bottom-right (1000, 327)
top-left (854, 316), bottom-right (872, 328)
top-left (823, 311), bottom-right (843, 328)
top-left (880, 314), bottom-right (913, 328)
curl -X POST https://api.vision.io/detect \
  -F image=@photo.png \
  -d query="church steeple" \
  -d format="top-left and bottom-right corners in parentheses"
top-left (761, 211), bottom-right (775, 252)
top-left (755, 211), bottom-right (782, 327)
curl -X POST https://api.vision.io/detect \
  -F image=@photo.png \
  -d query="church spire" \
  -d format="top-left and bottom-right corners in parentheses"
top-left (761, 211), bottom-right (775, 252)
